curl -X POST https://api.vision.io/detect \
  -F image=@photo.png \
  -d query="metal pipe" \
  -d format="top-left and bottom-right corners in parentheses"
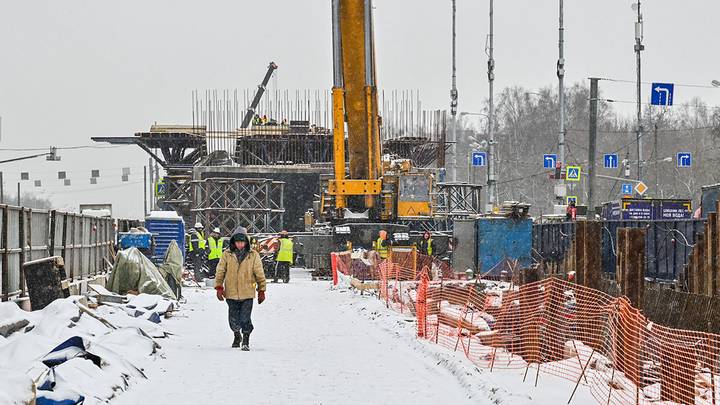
top-left (364, 0), bottom-right (374, 87)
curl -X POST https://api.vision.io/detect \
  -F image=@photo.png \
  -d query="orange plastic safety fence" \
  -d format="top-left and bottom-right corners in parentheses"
top-left (414, 276), bottom-right (720, 405)
top-left (366, 253), bottom-right (720, 405)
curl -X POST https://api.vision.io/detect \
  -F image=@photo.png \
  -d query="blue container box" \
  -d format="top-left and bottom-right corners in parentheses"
top-left (477, 217), bottom-right (533, 275)
top-left (145, 212), bottom-right (186, 265)
top-left (118, 232), bottom-right (152, 249)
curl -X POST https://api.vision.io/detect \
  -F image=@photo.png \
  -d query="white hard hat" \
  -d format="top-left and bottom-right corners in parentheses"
top-left (194, 222), bottom-right (203, 228)
top-left (213, 227), bottom-right (221, 233)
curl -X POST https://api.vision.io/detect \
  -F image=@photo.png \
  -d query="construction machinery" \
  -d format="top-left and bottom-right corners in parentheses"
top-left (321, 0), bottom-right (434, 223)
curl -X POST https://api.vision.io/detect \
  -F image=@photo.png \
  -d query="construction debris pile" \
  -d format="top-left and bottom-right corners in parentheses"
top-left (0, 291), bottom-right (175, 404)
top-left (0, 243), bottom-right (184, 404)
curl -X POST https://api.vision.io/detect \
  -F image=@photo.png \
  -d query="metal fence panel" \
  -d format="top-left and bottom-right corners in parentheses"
top-left (533, 219), bottom-right (704, 283)
top-left (29, 209), bottom-right (50, 261)
top-left (1, 206), bottom-right (121, 301)
top-left (7, 207), bottom-right (21, 297)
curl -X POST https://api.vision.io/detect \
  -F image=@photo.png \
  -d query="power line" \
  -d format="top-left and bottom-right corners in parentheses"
top-left (567, 125), bottom-right (715, 134)
top-left (597, 77), bottom-right (720, 89)
top-left (0, 145), bottom-right (127, 152)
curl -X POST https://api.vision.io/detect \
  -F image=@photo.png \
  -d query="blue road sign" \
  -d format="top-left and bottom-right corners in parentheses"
top-left (651, 83), bottom-right (674, 106)
top-left (621, 183), bottom-right (634, 195)
top-left (543, 154), bottom-right (557, 169)
top-left (472, 151), bottom-right (487, 167)
top-left (566, 165), bottom-right (581, 182)
top-left (604, 154), bottom-right (619, 169)
top-left (677, 152), bottom-right (692, 168)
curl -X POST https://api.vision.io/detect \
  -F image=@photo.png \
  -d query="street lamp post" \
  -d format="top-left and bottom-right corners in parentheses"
top-left (633, 2), bottom-right (645, 181)
top-left (449, 0), bottom-right (458, 182)
top-left (486, 0), bottom-right (497, 212)
top-left (557, 0), bottom-right (566, 206)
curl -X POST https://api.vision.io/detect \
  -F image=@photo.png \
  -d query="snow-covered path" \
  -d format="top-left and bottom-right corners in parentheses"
top-left (114, 270), bottom-right (478, 405)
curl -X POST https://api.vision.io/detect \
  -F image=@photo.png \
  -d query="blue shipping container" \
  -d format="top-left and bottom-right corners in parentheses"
top-left (477, 217), bottom-right (533, 275)
top-left (145, 212), bottom-right (185, 265)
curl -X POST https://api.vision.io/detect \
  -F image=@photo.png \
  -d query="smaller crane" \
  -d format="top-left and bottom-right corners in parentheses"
top-left (240, 62), bottom-right (279, 129)
top-left (0, 147), bottom-right (60, 165)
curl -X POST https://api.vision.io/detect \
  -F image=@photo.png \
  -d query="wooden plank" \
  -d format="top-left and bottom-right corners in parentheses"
top-left (616, 228), bottom-right (627, 285)
top-left (575, 221), bottom-right (586, 284)
top-left (584, 221), bottom-right (602, 290)
top-left (696, 233), bottom-right (706, 295)
top-left (707, 213), bottom-right (718, 297)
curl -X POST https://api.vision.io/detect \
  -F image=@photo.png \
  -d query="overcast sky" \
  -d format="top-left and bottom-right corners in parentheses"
top-left (1, 0), bottom-right (719, 218)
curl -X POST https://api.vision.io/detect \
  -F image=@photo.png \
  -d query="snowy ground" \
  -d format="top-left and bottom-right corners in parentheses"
top-left (114, 270), bottom-right (594, 405)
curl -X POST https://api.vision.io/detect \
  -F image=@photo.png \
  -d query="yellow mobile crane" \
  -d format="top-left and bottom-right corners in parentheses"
top-left (324, 0), bottom-right (433, 222)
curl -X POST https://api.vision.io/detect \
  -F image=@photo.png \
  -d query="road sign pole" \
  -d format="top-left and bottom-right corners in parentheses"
top-left (588, 78), bottom-right (599, 217)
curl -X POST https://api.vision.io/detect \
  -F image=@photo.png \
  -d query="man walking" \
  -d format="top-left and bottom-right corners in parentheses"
top-left (215, 228), bottom-right (267, 350)
top-left (273, 230), bottom-right (293, 283)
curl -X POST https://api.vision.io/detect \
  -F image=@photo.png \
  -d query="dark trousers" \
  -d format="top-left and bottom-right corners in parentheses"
top-left (227, 298), bottom-right (254, 334)
top-left (274, 261), bottom-right (290, 281)
top-left (206, 258), bottom-right (219, 278)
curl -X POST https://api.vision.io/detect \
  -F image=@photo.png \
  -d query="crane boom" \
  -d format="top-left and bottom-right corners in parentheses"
top-left (240, 62), bottom-right (278, 129)
top-left (324, 0), bottom-right (433, 222)
top-left (329, 0), bottom-right (383, 212)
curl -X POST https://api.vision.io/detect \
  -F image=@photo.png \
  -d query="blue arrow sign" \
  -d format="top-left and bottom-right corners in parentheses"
top-left (621, 183), bottom-right (633, 195)
top-left (677, 152), bottom-right (692, 168)
top-left (543, 154), bottom-right (557, 169)
top-left (471, 151), bottom-right (487, 167)
top-left (604, 154), bottom-right (618, 169)
top-left (651, 83), bottom-right (674, 106)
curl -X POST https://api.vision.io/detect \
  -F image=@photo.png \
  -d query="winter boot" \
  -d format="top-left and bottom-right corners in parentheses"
top-left (241, 332), bottom-right (250, 351)
top-left (232, 331), bottom-right (242, 348)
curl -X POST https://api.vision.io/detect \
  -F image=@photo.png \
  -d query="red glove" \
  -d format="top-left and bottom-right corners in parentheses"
top-left (215, 286), bottom-right (225, 301)
top-left (257, 290), bottom-right (266, 304)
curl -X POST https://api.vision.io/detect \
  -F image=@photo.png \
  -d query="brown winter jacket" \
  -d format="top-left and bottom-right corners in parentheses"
top-left (215, 249), bottom-right (267, 300)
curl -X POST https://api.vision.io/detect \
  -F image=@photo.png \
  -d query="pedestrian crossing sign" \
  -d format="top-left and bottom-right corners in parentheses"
top-left (566, 196), bottom-right (577, 205)
top-left (566, 165), bottom-right (581, 182)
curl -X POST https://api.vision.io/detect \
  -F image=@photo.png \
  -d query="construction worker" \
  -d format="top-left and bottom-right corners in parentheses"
top-left (374, 230), bottom-right (389, 260)
top-left (418, 231), bottom-right (434, 257)
top-left (273, 230), bottom-right (293, 283)
top-left (206, 228), bottom-right (224, 278)
top-left (188, 222), bottom-right (207, 279)
top-left (566, 201), bottom-right (577, 221)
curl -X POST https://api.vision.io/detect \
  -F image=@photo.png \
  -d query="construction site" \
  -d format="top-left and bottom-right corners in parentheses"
top-left (3, 0), bottom-right (720, 404)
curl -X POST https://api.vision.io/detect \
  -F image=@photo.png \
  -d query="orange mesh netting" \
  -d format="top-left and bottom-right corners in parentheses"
top-left (346, 252), bottom-right (720, 405)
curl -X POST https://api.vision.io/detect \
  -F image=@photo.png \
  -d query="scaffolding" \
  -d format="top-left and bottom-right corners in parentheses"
top-left (191, 178), bottom-right (285, 235)
top-left (434, 182), bottom-right (483, 217)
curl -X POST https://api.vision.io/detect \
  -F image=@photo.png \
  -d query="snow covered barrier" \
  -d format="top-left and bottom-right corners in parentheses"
top-left (0, 295), bottom-right (168, 404)
top-left (373, 266), bottom-right (720, 405)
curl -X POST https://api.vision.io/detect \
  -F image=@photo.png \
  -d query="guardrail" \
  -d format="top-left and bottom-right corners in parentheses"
top-left (1, 205), bottom-right (118, 301)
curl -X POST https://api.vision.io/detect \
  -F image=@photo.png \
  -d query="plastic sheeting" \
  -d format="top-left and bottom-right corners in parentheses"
top-left (106, 248), bottom-right (177, 300)
top-left (158, 240), bottom-right (182, 284)
top-left (157, 240), bottom-right (183, 299)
